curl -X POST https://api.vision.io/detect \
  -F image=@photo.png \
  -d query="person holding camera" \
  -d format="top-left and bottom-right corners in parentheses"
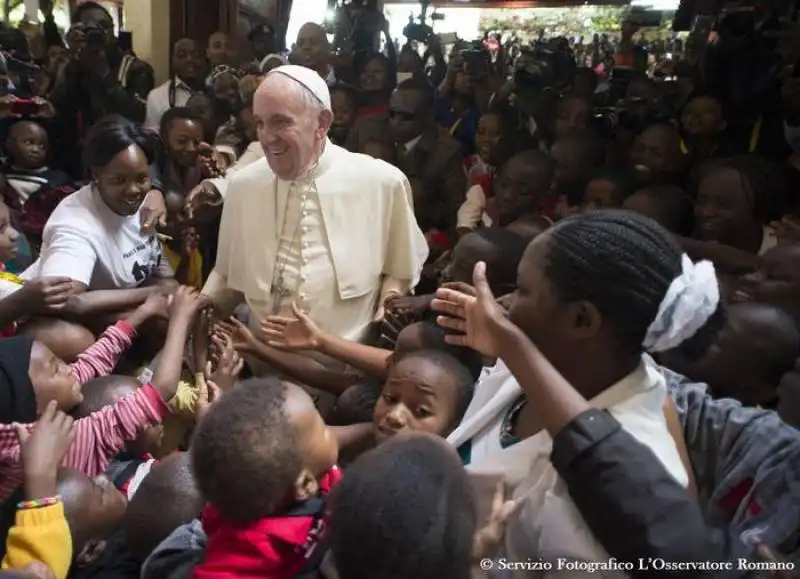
top-left (50, 2), bottom-right (154, 134)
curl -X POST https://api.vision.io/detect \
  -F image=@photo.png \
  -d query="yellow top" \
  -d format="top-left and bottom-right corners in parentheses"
top-left (2, 502), bottom-right (72, 579)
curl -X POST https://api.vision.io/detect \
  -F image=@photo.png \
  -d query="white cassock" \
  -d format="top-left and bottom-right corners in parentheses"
top-left (203, 139), bottom-right (429, 345)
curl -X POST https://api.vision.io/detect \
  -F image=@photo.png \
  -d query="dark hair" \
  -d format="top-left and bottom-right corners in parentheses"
top-left (81, 115), bottom-right (157, 172)
top-left (71, 1), bottom-right (110, 23)
top-left (480, 103), bottom-right (520, 167)
top-left (629, 184), bottom-right (694, 235)
top-left (396, 77), bottom-right (435, 111)
top-left (191, 377), bottom-right (304, 522)
top-left (124, 453), bottom-right (204, 560)
top-left (573, 66), bottom-right (598, 91)
top-left (472, 227), bottom-right (528, 293)
top-left (586, 167), bottom-right (637, 205)
top-left (400, 320), bottom-right (485, 382)
top-left (544, 210), bottom-right (725, 360)
top-left (159, 106), bottom-right (206, 138)
top-left (393, 349), bottom-right (475, 423)
top-left (72, 375), bottom-right (139, 418)
top-left (704, 155), bottom-right (790, 224)
top-left (330, 82), bottom-right (358, 105)
top-left (329, 434), bottom-right (476, 579)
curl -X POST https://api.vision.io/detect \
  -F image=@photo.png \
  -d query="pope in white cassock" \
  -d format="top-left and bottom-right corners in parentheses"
top-left (201, 64), bottom-right (429, 359)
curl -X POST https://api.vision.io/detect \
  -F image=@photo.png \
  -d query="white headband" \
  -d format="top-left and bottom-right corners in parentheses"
top-left (642, 254), bottom-right (720, 353)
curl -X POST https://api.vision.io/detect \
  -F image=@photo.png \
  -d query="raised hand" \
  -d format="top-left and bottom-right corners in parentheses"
top-left (431, 261), bottom-right (514, 357)
top-left (195, 379), bottom-right (223, 422)
top-left (260, 302), bottom-right (325, 351)
top-left (170, 285), bottom-right (202, 321)
top-left (207, 332), bottom-right (244, 392)
top-left (15, 401), bottom-right (76, 501)
top-left (472, 480), bottom-right (521, 561)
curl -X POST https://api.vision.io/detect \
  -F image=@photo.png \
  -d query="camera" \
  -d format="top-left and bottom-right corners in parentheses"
top-left (514, 44), bottom-right (574, 93)
top-left (84, 24), bottom-right (107, 48)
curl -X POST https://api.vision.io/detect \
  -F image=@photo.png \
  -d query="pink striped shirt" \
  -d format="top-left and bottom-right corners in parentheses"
top-left (0, 320), bottom-right (169, 502)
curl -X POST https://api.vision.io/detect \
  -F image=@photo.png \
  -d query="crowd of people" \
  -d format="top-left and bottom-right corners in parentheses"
top-left (1, 0), bottom-right (800, 578)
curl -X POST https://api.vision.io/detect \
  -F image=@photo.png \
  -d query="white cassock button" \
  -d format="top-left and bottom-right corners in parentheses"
top-left (302, 242), bottom-right (309, 249)
top-left (300, 274), bottom-right (307, 282)
top-left (300, 293), bottom-right (307, 300)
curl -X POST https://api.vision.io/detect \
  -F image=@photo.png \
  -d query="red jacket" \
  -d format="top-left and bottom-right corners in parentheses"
top-left (192, 466), bottom-right (342, 579)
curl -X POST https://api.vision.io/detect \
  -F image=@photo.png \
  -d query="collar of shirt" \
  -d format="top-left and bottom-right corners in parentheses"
top-left (404, 134), bottom-right (422, 153)
top-left (173, 77), bottom-right (195, 94)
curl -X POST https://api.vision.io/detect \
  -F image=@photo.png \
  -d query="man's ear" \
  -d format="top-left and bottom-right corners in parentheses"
top-left (319, 109), bottom-right (334, 137)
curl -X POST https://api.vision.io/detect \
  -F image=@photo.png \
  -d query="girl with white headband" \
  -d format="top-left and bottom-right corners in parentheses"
top-left (433, 209), bottom-right (724, 576)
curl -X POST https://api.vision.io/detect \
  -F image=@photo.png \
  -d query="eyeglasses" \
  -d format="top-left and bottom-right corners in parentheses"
top-left (388, 109), bottom-right (416, 122)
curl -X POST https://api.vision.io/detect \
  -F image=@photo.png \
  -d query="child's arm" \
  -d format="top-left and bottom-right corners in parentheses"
top-left (2, 402), bottom-right (75, 579)
top-left (70, 293), bottom-right (169, 385)
top-left (223, 319), bottom-right (363, 396)
top-left (261, 304), bottom-right (394, 381)
top-left (677, 236), bottom-right (759, 274)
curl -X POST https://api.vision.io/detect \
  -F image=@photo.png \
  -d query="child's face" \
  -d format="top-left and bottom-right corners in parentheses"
top-left (7, 122), bottom-right (48, 170)
top-left (694, 168), bottom-right (752, 243)
top-left (331, 91), bottom-right (356, 132)
top-left (442, 233), bottom-right (496, 286)
top-left (0, 202), bottom-right (20, 262)
top-left (29, 341), bottom-right (81, 413)
top-left (373, 357), bottom-right (461, 442)
top-left (285, 383), bottom-right (338, 480)
top-left (60, 470), bottom-right (127, 557)
top-left (555, 97), bottom-right (591, 140)
top-left (681, 96), bottom-right (724, 138)
top-left (494, 158), bottom-right (548, 225)
top-left (582, 178), bottom-right (619, 211)
top-left (629, 125), bottom-right (681, 184)
top-left (166, 118), bottom-right (203, 168)
top-left (474, 113), bottom-right (502, 164)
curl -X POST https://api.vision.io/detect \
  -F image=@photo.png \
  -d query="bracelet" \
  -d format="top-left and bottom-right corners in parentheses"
top-left (17, 496), bottom-right (61, 510)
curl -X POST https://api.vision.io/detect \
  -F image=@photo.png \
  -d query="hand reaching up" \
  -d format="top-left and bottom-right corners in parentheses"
top-left (169, 286), bottom-right (202, 322)
top-left (472, 481), bottom-right (521, 561)
top-left (206, 332), bottom-right (244, 392)
top-left (15, 401), bottom-right (76, 501)
top-left (261, 302), bottom-right (325, 351)
top-left (195, 379), bottom-right (223, 422)
top-left (431, 262), bottom-right (515, 357)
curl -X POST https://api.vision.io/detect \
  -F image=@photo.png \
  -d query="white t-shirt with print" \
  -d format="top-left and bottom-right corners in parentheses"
top-left (23, 184), bottom-right (171, 289)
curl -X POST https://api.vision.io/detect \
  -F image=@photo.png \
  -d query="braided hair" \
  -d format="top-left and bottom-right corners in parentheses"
top-left (543, 210), bottom-right (725, 361)
top-left (707, 155), bottom-right (791, 224)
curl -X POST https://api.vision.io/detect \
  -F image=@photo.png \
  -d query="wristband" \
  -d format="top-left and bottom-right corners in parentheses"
top-left (17, 496), bottom-right (61, 510)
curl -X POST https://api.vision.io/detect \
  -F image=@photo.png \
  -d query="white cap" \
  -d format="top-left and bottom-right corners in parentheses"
top-left (268, 64), bottom-right (331, 111)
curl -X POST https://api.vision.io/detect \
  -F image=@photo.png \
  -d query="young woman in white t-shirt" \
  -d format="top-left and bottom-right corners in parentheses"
top-left (23, 115), bottom-right (176, 360)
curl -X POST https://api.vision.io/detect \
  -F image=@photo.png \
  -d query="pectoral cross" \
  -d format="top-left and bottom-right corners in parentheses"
top-left (270, 274), bottom-right (291, 314)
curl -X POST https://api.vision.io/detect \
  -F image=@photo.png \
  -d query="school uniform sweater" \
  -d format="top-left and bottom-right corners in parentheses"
top-left (1, 502), bottom-right (71, 579)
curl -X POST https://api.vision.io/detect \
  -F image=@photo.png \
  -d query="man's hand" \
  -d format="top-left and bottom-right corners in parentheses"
top-left (140, 189), bottom-right (168, 233)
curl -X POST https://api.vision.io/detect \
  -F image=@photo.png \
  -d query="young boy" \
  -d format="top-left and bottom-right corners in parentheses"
top-left (190, 378), bottom-right (340, 578)
top-left (2, 120), bottom-right (74, 246)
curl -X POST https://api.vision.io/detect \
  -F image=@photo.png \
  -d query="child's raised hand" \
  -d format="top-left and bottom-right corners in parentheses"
top-left (215, 317), bottom-right (258, 354)
top-left (207, 333), bottom-right (244, 392)
top-left (260, 302), bottom-right (324, 351)
top-left (195, 378), bottom-right (223, 422)
top-left (15, 400), bottom-right (76, 500)
top-left (169, 285), bottom-right (202, 321)
top-left (431, 261), bottom-right (515, 358)
top-left (472, 481), bottom-right (521, 561)
top-left (137, 291), bottom-right (171, 320)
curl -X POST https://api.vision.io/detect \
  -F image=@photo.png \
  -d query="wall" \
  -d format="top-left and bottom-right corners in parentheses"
top-left (124, 0), bottom-right (171, 84)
